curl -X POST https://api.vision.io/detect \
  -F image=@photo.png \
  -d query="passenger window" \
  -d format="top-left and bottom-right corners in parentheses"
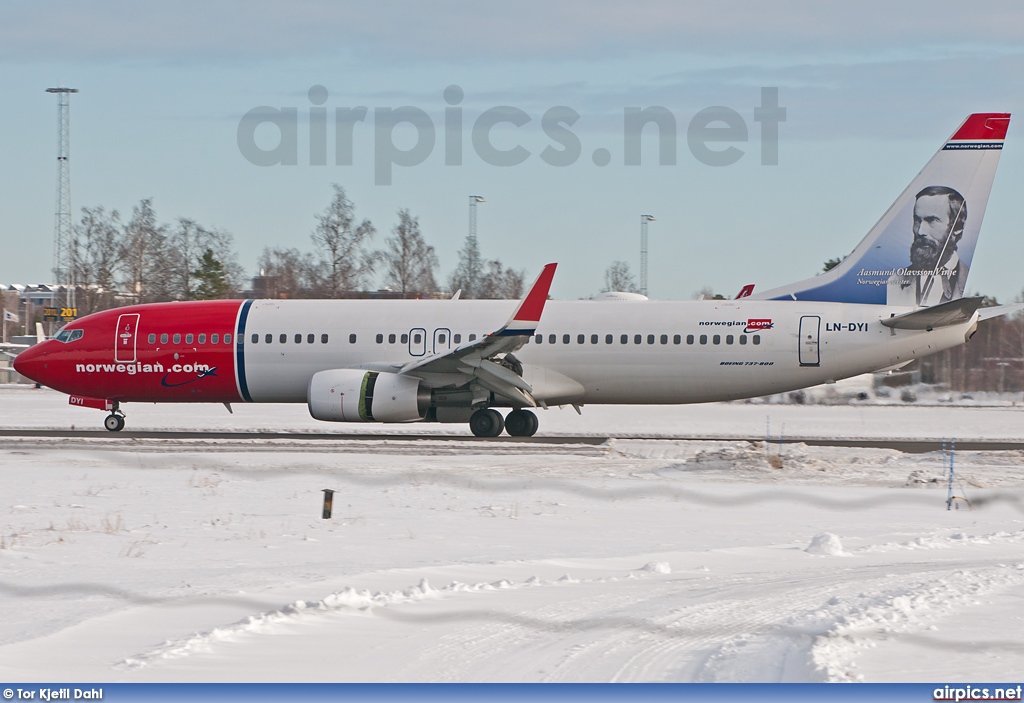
top-left (212, 333), bottom-right (219, 344)
top-left (252, 333), bottom-right (259, 344)
top-left (295, 333), bottom-right (302, 343)
top-left (739, 335), bottom-right (747, 345)
top-left (647, 334), bottom-right (655, 345)
top-left (161, 333), bottom-right (168, 344)
top-left (453, 334), bottom-right (461, 343)
top-left (224, 334), bottom-right (232, 344)
top-left (413, 333), bottom-right (421, 343)
top-left (753, 335), bottom-right (761, 345)
top-left (535, 334), bottom-right (542, 344)
top-left (401, 333), bottom-right (409, 343)
top-left (673, 335), bottom-right (681, 345)
top-left (321, 334), bottom-right (328, 343)
top-left (713, 335), bottom-right (721, 345)
top-left (376, 333), bottom-right (384, 344)
top-left (186, 334), bottom-right (194, 344)
top-left (634, 334), bottom-right (641, 344)
top-left (686, 334), bottom-right (695, 345)
top-left (349, 334), bottom-right (357, 344)
top-left (699, 335), bottom-right (708, 345)
top-left (563, 334), bottom-right (570, 344)
top-left (469, 334), bottom-right (477, 341)
top-left (548, 334), bottom-right (555, 344)
top-left (660, 334), bottom-right (668, 345)
top-left (439, 334), bottom-right (446, 344)
top-left (173, 333), bottom-right (181, 344)
top-left (726, 335), bottom-right (734, 345)
top-left (389, 334), bottom-right (397, 344)
top-left (591, 334), bottom-right (598, 344)
top-left (620, 334), bottom-right (628, 344)
top-left (148, 333), bottom-right (156, 344)
top-left (577, 334), bottom-right (585, 344)
top-left (605, 334), bottom-right (613, 344)
top-left (279, 333), bottom-right (287, 344)
top-left (199, 334), bottom-right (206, 344)
top-left (308, 334), bottom-right (315, 344)
top-left (265, 333), bottom-right (272, 343)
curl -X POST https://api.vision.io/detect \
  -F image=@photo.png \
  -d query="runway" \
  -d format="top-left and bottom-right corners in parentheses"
top-left (0, 427), bottom-right (1020, 453)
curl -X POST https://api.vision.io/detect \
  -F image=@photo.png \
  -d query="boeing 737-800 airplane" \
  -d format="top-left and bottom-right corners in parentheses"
top-left (13, 113), bottom-right (1017, 436)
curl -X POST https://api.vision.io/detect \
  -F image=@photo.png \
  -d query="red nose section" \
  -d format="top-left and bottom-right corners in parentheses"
top-left (12, 342), bottom-right (48, 384)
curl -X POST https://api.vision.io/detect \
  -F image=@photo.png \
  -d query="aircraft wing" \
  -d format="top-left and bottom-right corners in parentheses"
top-left (398, 263), bottom-right (557, 406)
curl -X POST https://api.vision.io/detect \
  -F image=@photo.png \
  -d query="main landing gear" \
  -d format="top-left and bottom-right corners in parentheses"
top-left (104, 402), bottom-right (125, 432)
top-left (469, 408), bottom-right (538, 438)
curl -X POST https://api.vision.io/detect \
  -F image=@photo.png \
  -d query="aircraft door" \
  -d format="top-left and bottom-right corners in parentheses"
top-left (408, 328), bottom-right (426, 356)
top-left (798, 315), bottom-right (820, 367)
top-left (432, 328), bottom-right (451, 354)
top-left (115, 313), bottom-right (140, 363)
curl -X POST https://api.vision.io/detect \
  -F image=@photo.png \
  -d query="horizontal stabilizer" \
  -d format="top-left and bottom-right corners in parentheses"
top-left (881, 297), bottom-right (983, 330)
top-left (978, 303), bottom-right (1024, 322)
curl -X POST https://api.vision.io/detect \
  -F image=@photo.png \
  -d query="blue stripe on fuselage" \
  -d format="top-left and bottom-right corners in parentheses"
top-left (235, 300), bottom-right (254, 403)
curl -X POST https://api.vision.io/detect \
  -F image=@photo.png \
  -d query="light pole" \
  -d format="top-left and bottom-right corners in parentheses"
top-left (47, 86), bottom-right (79, 318)
top-left (640, 214), bottom-right (655, 297)
top-left (467, 196), bottom-right (485, 297)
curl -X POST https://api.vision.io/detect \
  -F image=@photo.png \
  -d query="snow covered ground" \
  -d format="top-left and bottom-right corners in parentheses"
top-left (1, 386), bottom-right (1023, 682)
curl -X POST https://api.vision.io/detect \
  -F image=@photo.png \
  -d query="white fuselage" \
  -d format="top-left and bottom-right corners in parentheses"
top-left (238, 298), bottom-right (972, 405)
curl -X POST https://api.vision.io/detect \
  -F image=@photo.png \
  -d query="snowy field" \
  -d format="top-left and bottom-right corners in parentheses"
top-left (1, 386), bottom-right (1024, 683)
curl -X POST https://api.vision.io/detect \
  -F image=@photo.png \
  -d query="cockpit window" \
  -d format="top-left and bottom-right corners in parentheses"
top-left (54, 329), bottom-right (84, 343)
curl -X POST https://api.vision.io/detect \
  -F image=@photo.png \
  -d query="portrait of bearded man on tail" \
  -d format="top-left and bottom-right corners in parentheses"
top-left (889, 185), bottom-right (968, 307)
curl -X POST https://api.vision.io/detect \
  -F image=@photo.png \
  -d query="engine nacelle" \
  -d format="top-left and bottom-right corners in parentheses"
top-left (308, 369), bottom-right (426, 423)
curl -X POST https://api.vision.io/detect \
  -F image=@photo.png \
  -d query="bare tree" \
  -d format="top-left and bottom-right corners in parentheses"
top-left (602, 261), bottom-right (639, 293)
top-left (479, 260), bottom-right (525, 299)
top-left (166, 218), bottom-right (205, 300)
top-left (311, 184), bottom-right (376, 296)
top-left (382, 209), bottom-right (438, 297)
top-left (72, 206), bottom-right (123, 315)
top-left (256, 247), bottom-right (325, 299)
top-left (166, 218), bottom-right (243, 299)
top-left (448, 233), bottom-right (483, 298)
top-left (119, 199), bottom-right (167, 303)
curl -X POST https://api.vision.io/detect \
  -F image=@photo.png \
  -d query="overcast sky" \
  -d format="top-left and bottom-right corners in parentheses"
top-left (2, 1), bottom-right (1024, 302)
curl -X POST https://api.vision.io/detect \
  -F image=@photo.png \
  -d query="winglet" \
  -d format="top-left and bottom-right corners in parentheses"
top-left (500, 263), bottom-right (557, 335)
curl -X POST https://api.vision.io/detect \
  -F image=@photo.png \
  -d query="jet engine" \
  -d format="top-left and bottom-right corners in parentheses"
top-left (308, 369), bottom-right (427, 423)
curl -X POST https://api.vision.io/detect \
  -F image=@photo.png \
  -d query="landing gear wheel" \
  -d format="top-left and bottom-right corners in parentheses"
top-left (104, 414), bottom-right (125, 432)
top-left (469, 408), bottom-right (504, 438)
top-left (505, 409), bottom-right (539, 437)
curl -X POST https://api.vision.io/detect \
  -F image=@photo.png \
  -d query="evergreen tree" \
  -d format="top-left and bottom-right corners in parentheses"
top-left (192, 248), bottom-right (231, 299)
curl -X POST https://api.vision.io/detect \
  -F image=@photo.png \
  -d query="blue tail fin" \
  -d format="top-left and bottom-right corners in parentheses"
top-left (754, 113), bottom-right (1010, 306)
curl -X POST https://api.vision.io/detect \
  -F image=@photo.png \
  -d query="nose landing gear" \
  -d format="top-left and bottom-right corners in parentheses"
top-left (103, 402), bottom-right (125, 432)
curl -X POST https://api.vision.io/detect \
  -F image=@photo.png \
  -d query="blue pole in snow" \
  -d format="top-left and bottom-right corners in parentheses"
top-left (945, 438), bottom-right (955, 511)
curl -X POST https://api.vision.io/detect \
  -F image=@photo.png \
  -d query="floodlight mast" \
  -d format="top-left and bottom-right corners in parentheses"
top-left (47, 87), bottom-right (79, 316)
top-left (640, 214), bottom-right (655, 297)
